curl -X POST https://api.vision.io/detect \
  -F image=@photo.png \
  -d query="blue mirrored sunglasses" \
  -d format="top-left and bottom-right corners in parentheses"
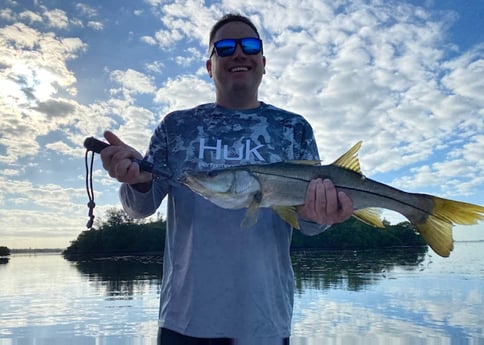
top-left (210, 37), bottom-right (263, 57)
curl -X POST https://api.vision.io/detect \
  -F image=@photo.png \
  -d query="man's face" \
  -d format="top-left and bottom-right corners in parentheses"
top-left (206, 21), bottom-right (266, 101)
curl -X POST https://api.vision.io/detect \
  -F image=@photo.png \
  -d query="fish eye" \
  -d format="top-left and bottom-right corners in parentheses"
top-left (207, 171), bottom-right (218, 177)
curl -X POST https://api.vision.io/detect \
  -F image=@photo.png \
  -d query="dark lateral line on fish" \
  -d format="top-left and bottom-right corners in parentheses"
top-left (254, 171), bottom-right (439, 223)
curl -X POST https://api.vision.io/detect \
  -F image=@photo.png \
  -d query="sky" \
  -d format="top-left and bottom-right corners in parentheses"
top-left (0, 0), bottom-right (483, 249)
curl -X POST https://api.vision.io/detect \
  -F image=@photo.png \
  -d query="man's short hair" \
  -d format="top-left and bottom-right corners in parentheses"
top-left (209, 13), bottom-right (261, 47)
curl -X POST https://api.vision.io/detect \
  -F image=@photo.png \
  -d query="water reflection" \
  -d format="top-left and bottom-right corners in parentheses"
top-left (72, 256), bottom-right (162, 298)
top-left (69, 247), bottom-right (428, 298)
top-left (292, 247), bottom-right (428, 292)
top-left (1, 243), bottom-right (482, 343)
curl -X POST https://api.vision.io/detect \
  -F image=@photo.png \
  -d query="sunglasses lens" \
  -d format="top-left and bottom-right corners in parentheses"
top-left (213, 38), bottom-right (262, 57)
top-left (240, 38), bottom-right (262, 54)
top-left (214, 40), bottom-right (237, 57)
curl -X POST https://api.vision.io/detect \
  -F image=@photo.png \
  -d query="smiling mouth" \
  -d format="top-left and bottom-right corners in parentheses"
top-left (230, 66), bottom-right (249, 72)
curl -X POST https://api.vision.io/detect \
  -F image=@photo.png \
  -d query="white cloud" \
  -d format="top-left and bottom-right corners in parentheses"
top-left (154, 75), bottom-right (214, 113)
top-left (19, 10), bottom-right (42, 23)
top-left (144, 60), bottom-right (165, 74)
top-left (141, 35), bottom-right (157, 45)
top-left (87, 21), bottom-right (103, 31)
top-left (109, 68), bottom-right (157, 96)
top-left (1, 0), bottom-right (483, 248)
top-left (42, 8), bottom-right (69, 29)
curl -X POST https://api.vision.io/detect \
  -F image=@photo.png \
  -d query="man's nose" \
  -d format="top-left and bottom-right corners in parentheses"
top-left (232, 43), bottom-right (246, 57)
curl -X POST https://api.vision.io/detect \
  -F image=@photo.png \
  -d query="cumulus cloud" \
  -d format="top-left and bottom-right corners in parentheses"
top-left (1, 0), bottom-right (483, 248)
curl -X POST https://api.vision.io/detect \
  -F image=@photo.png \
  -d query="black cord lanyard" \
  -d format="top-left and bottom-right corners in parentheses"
top-left (85, 149), bottom-right (96, 229)
top-left (82, 136), bottom-right (159, 229)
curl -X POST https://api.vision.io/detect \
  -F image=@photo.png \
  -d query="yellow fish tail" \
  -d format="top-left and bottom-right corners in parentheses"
top-left (414, 197), bottom-right (484, 257)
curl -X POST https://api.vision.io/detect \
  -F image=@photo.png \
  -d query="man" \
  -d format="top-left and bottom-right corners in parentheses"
top-left (101, 13), bottom-right (353, 345)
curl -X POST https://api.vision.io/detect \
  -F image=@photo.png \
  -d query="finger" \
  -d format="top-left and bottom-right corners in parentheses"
top-left (314, 179), bottom-right (326, 216)
top-left (337, 191), bottom-right (353, 220)
top-left (322, 179), bottom-right (338, 214)
top-left (104, 130), bottom-right (126, 147)
top-left (305, 179), bottom-right (318, 210)
top-left (115, 158), bottom-right (133, 181)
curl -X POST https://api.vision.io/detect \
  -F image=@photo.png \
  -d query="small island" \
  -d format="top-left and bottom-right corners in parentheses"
top-left (63, 208), bottom-right (427, 259)
top-left (0, 246), bottom-right (10, 264)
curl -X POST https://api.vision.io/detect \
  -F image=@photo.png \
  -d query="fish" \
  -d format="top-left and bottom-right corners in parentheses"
top-left (179, 141), bottom-right (484, 257)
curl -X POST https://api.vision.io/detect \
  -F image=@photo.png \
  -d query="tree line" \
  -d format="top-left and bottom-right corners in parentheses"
top-left (63, 208), bottom-right (426, 259)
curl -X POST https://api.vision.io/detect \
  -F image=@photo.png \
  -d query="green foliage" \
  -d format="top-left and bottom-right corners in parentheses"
top-left (63, 208), bottom-right (166, 259)
top-left (0, 246), bottom-right (11, 256)
top-left (291, 218), bottom-right (426, 250)
top-left (64, 208), bottom-right (426, 258)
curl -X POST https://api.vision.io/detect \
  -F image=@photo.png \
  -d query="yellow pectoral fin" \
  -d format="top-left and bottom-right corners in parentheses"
top-left (241, 192), bottom-right (263, 228)
top-left (272, 206), bottom-right (301, 229)
top-left (353, 208), bottom-right (385, 228)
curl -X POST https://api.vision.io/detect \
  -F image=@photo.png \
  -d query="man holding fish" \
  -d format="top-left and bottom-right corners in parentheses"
top-left (98, 11), bottom-right (484, 345)
top-left (100, 13), bottom-right (353, 344)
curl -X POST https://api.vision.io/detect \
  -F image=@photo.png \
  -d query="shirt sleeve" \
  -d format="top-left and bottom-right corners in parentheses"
top-left (118, 119), bottom-right (170, 219)
top-left (119, 180), bottom-right (166, 219)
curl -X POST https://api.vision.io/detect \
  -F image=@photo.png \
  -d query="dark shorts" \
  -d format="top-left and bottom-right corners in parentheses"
top-left (157, 328), bottom-right (290, 345)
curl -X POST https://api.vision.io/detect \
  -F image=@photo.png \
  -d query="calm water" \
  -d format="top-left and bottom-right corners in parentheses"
top-left (1, 242), bottom-right (483, 345)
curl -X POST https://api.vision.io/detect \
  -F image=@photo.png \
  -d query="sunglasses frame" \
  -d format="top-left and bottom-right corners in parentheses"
top-left (210, 37), bottom-right (263, 58)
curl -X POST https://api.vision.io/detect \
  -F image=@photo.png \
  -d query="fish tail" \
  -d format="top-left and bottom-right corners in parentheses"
top-left (412, 196), bottom-right (484, 257)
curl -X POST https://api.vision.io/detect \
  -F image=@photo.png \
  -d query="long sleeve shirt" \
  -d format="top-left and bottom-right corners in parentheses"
top-left (119, 102), bottom-right (328, 339)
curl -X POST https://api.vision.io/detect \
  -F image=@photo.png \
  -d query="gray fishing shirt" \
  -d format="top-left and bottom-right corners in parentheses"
top-left (119, 102), bottom-right (328, 340)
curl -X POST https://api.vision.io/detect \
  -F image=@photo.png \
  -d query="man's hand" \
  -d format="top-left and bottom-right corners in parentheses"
top-left (100, 131), bottom-right (152, 189)
top-left (297, 178), bottom-right (353, 225)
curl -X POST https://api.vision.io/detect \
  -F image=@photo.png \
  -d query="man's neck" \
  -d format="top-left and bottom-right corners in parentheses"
top-left (216, 93), bottom-right (260, 110)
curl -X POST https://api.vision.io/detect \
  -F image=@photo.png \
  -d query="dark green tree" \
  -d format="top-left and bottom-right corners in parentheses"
top-left (0, 246), bottom-right (10, 256)
top-left (63, 209), bottom-right (166, 259)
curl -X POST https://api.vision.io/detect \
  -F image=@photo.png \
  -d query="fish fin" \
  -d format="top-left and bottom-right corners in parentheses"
top-left (331, 141), bottom-right (363, 174)
top-left (241, 192), bottom-right (262, 228)
top-left (353, 208), bottom-right (385, 228)
top-left (413, 197), bottom-right (484, 257)
top-left (272, 206), bottom-right (301, 229)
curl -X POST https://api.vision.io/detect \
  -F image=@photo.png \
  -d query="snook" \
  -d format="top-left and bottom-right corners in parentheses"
top-left (180, 141), bottom-right (484, 257)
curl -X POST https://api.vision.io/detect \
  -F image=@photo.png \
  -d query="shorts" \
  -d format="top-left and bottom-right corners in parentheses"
top-left (157, 328), bottom-right (290, 345)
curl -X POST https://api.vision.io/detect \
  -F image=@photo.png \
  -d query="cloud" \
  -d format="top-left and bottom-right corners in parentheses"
top-left (19, 10), bottom-right (43, 23)
top-left (1, 0), bottom-right (483, 248)
top-left (109, 69), bottom-right (157, 96)
top-left (154, 75), bottom-right (214, 113)
top-left (42, 8), bottom-right (69, 29)
top-left (0, 18), bottom-right (88, 165)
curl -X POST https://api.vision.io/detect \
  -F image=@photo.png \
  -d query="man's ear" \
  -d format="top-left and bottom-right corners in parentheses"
top-left (206, 59), bottom-right (213, 78)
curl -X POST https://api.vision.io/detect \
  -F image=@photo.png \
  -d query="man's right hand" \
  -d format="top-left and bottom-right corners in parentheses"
top-left (100, 131), bottom-right (153, 190)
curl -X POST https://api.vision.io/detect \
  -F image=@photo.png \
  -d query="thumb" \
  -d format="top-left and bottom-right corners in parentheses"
top-left (104, 130), bottom-right (127, 147)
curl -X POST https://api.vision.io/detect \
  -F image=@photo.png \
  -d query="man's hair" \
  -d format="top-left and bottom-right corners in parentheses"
top-left (208, 13), bottom-right (261, 47)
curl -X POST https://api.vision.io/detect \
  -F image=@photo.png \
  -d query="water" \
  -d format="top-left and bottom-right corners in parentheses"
top-left (1, 242), bottom-right (483, 345)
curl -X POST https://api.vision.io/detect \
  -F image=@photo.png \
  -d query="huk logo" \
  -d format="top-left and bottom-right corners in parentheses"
top-left (198, 138), bottom-right (266, 161)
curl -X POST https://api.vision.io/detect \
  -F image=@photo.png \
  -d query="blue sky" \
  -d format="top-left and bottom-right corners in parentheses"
top-left (0, 0), bottom-right (483, 249)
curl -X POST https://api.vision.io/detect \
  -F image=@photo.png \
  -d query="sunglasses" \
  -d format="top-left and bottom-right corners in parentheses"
top-left (210, 37), bottom-right (263, 57)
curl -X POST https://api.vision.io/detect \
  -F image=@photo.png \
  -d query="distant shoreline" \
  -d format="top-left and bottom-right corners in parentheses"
top-left (7, 239), bottom-right (484, 256)
top-left (10, 248), bottom-right (63, 254)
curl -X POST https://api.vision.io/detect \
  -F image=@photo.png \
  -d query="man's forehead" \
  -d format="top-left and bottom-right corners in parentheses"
top-left (213, 21), bottom-right (258, 40)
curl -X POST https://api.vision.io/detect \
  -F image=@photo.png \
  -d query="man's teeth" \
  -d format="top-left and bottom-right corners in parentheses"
top-left (230, 67), bottom-right (249, 72)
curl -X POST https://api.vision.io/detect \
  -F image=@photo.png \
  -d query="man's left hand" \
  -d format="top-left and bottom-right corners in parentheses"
top-left (297, 178), bottom-right (353, 225)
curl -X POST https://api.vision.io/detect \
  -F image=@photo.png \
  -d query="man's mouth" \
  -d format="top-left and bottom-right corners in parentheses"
top-left (230, 66), bottom-right (249, 73)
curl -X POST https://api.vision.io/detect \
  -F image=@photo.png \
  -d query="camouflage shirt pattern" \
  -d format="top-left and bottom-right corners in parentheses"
top-left (120, 102), bottom-right (326, 339)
